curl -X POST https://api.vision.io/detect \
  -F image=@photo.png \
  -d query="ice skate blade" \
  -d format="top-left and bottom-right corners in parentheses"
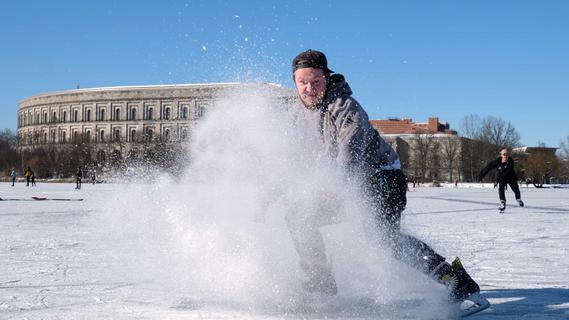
top-left (458, 292), bottom-right (490, 318)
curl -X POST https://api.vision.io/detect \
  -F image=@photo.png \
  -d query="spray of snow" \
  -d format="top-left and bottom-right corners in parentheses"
top-left (95, 87), bottom-right (450, 317)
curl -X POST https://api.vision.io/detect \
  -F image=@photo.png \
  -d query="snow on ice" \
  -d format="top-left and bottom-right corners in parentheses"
top-left (1, 183), bottom-right (568, 319)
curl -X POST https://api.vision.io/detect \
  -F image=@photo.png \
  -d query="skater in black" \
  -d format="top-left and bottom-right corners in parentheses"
top-left (479, 148), bottom-right (524, 211)
top-left (289, 50), bottom-right (482, 301)
top-left (75, 168), bottom-right (83, 190)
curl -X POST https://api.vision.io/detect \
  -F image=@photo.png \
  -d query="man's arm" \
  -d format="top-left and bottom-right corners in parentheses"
top-left (478, 158), bottom-right (499, 181)
top-left (331, 98), bottom-right (368, 171)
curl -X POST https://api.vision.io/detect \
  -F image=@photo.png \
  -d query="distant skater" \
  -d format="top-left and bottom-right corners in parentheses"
top-left (479, 148), bottom-right (524, 212)
top-left (75, 168), bottom-right (83, 190)
top-left (24, 167), bottom-right (32, 187)
top-left (31, 171), bottom-right (37, 187)
top-left (10, 168), bottom-right (17, 187)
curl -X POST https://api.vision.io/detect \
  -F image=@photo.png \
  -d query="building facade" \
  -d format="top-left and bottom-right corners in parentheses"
top-left (18, 83), bottom-right (296, 166)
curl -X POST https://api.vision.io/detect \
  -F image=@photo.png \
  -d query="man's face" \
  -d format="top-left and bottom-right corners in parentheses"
top-left (294, 67), bottom-right (327, 109)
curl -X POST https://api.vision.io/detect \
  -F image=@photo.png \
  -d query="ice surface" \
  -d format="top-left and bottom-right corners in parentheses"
top-left (1, 183), bottom-right (569, 319)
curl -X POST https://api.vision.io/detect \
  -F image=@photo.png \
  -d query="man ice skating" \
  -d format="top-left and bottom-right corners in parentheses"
top-left (479, 148), bottom-right (524, 212)
top-left (289, 49), bottom-right (484, 306)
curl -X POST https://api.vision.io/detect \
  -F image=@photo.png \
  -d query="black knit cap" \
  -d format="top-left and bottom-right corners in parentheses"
top-left (292, 49), bottom-right (334, 74)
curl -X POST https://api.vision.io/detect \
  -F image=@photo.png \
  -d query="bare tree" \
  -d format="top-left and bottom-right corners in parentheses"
top-left (441, 135), bottom-right (461, 182)
top-left (0, 129), bottom-right (19, 175)
top-left (461, 138), bottom-right (485, 182)
top-left (410, 130), bottom-right (437, 182)
top-left (459, 115), bottom-right (489, 181)
top-left (523, 150), bottom-right (560, 187)
top-left (479, 116), bottom-right (521, 154)
top-left (459, 114), bottom-right (482, 140)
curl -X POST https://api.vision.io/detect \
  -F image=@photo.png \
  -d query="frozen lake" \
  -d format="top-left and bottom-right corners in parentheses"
top-left (1, 182), bottom-right (568, 319)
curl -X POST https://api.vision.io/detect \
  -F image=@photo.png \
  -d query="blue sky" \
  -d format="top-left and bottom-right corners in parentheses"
top-left (1, 1), bottom-right (568, 147)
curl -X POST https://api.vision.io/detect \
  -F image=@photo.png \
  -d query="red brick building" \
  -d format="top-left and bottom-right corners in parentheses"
top-left (369, 117), bottom-right (465, 182)
top-left (370, 117), bottom-right (457, 135)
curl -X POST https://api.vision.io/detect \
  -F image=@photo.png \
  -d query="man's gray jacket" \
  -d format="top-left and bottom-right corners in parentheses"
top-left (313, 74), bottom-right (401, 176)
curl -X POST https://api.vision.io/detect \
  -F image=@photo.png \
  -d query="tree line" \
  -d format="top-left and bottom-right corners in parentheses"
top-left (2, 118), bottom-right (569, 184)
top-left (0, 129), bottom-right (186, 180)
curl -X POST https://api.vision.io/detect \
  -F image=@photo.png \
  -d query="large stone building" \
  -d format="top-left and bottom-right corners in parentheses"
top-left (18, 83), bottom-right (296, 166)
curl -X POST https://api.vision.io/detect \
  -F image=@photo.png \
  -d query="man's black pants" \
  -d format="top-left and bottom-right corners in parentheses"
top-left (366, 169), bottom-right (446, 274)
top-left (498, 180), bottom-right (521, 201)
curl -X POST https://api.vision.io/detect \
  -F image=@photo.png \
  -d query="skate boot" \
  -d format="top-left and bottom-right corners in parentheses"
top-left (433, 257), bottom-right (480, 300)
top-left (498, 200), bottom-right (506, 213)
top-left (517, 199), bottom-right (524, 207)
top-left (300, 261), bottom-right (338, 296)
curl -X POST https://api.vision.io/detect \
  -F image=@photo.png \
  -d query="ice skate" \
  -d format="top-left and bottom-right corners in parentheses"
top-left (498, 200), bottom-right (506, 213)
top-left (435, 257), bottom-right (481, 300)
top-left (517, 199), bottom-right (524, 207)
top-left (433, 257), bottom-right (489, 317)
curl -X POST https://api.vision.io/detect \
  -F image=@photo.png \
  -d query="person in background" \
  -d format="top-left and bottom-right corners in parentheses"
top-left (75, 167), bottom-right (83, 190)
top-left (24, 167), bottom-right (32, 187)
top-left (479, 148), bottom-right (524, 212)
top-left (31, 171), bottom-right (37, 187)
top-left (10, 168), bottom-right (17, 187)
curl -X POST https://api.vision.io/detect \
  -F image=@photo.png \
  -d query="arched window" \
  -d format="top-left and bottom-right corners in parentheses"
top-left (100, 130), bottom-right (105, 143)
top-left (115, 108), bottom-right (121, 121)
top-left (99, 109), bottom-right (105, 121)
top-left (114, 129), bottom-right (121, 142)
top-left (131, 108), bottom-right (137, 120)
top-left (63, 111), bottom-right (67, 123)
top-left (73, 131), bottom-right (78, 143)
top-left (74, 110), bottom-right (78, 122)
top-left (53, 111), bottom-right (57, 123)
top-left (51, 131), bottom-right (56, 143)
top-left (195, 105), bottom-right (206, 118)
top-left (147, 108), bottom-right (153, 120)
top-left (43, 112), bottom-right (48, 123)
top-left (86, 131), bottom-right (91, 143)
top-left (86, 109), bottom-right (91, 122)
top-left (43, 132), bottom-right (47, 143)
top-left (164, 129), bottom-right (170, 142)
top-left (164, 107), bottom-right (171, 120)
top-left (130, 129), bottom-right (136, 142)
top-left (62, 132), bottom-right (67, 144)
top-left (182, 107), bottom-right (188, 119)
